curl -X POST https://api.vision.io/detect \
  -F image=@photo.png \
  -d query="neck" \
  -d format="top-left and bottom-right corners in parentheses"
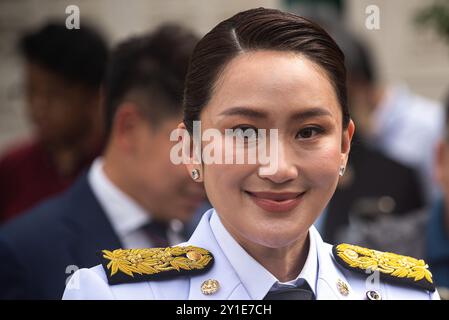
top-left (224, 221), bottom-right (310, 282)
top-left (102, 147), bottom-right (156, 219)
top-left (102, 150), bottom-right (131, 199)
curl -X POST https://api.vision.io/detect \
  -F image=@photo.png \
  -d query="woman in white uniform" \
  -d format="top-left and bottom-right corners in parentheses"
top-left (63, 7), bottom-right (439, 300)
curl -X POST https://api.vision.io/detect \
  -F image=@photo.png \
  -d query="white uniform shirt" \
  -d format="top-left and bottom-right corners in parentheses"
top-left (63, 209), bottom-right (440, 300)
top-left (209, 212), bottom-right (318, 299)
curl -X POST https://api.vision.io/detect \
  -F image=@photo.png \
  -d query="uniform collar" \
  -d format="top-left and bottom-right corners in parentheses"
top-left (209, 210), bottom-right (318, 299)
top-left (209, 210), bottom-right (276, 299)
top-left (186, 208), bottom-right (358, 300)
top-left (88, 158), bottom-right (151, 239)
top-left (313, 227), bottom-right (359, 300)
top-left (186, 209), bottom-right (249, 299)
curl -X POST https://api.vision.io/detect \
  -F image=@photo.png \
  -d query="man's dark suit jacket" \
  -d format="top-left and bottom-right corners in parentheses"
top-left (0, 174), bottom-right (122, 299)
top-left (324, 138), bottom-right (425, 244)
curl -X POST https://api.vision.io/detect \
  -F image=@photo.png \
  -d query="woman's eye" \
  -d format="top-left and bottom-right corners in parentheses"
top-left (233, 125), bottom-right (258, 140)
top-left (296, 127), bottom-right (323, 139)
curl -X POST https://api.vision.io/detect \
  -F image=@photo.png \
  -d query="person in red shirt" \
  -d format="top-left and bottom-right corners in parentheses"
top-left (0, 22), bottom-right (108, 223)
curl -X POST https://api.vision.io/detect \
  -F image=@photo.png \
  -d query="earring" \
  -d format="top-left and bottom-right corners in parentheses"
top-left (191, 169), bottom-right (200, 180)
top-left (339, 166), bottom-right (346, 177)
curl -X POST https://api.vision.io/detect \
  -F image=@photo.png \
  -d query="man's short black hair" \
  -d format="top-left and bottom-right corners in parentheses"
top-left (104, 24), bottom-right (199, 137)
top-left (19, 21), bottom-right (108, 88)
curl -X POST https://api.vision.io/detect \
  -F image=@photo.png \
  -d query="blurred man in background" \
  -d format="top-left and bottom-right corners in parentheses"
top-left (337, 93), bottom-right (449, 298)
top-left (0, 23), bottom-right (205, 299)
top-left (292, 11), bottom-right (428, 243)
top-left (0, 23), bottom-right (108, 223)
top-left (321, 30), bottom-right (426, 243)
top-left (342, 32), bottom-right (444, 204)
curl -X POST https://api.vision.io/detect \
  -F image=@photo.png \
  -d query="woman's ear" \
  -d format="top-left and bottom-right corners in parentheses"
top-left (341, 119), bottom-right (355, 166)
top-left (177, 122), bottom-right (203, 182)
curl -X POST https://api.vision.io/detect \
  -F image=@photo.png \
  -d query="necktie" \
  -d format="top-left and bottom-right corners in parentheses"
top-left (141, 220), bottom-right (170, 247)
top-left (263, 282), bottom-right (315, 300)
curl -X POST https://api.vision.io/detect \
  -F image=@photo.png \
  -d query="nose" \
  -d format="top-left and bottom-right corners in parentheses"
top-left (259, 139), bottom-right (299, 184)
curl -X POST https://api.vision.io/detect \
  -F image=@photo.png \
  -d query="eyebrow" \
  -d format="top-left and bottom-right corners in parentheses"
top-left (218, 106), bottom-right (333, 121)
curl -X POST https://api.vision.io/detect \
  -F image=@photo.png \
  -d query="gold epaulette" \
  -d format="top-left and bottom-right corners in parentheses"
top-left (333, 243), bottom-right (435, 292)
top-left (100, 246), bottom-right (214, 285)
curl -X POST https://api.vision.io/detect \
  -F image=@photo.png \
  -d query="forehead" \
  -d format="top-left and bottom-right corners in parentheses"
top-left (26, 62), bottom-right (84, 93)
top-left (206, 50), bottom-right (341, 121)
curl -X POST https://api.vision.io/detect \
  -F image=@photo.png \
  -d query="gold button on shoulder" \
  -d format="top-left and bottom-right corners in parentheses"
top-left (201, 279), bottom-right (220, 295)
top-left (366, 290), bottom-right (382, 300)
top-left (343, 248), bottom-right (359, 260)
top-left (186, 250), bottom-right (202, 261)
top-left (336, 279), bottom-right (350, 296)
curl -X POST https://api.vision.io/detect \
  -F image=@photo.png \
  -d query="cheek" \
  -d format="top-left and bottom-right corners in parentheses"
top-left (167, 162), bottom-right (191, 188)
top-left (202, 134), bottom-right (256, 188)
top-left (204, 163), bottom-right (238, 191)
top-left (203, 162), bottom-right (254, 206)
top-left (151, 145), bottom-right (177, 177)
top-left (158, 142), bottom-right (194, 191)
top-left (55, 105), bottom-right (83, 130)
top-left (301, 141), bottom-right (341, 189)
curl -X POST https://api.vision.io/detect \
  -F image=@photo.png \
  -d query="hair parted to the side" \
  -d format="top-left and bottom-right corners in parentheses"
top-left (183, 7), bottom-right (350, 133)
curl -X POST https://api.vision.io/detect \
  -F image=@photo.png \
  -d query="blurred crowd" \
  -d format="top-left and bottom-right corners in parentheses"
top-left (0, 1), bottom-right (448, 299)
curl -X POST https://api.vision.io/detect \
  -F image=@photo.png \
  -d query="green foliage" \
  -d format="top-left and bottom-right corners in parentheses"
top-left (415, 0), bottom-right (449, 44)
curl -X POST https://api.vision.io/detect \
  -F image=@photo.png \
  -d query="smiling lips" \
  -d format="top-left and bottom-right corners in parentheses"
top-left (245, 191), bottom-right (305, 212)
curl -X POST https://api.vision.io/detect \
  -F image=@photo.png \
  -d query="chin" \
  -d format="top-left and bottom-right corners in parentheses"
top-left (256, 237), bottom-right (297, 249)
top-left (249, 229), bottom-right (302, 249)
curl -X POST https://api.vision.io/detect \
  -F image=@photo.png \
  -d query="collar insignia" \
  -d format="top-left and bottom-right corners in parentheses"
top-left (100, 246), bottom-right (214, 285)
top-left (333, 243), bottom-right (435, 292)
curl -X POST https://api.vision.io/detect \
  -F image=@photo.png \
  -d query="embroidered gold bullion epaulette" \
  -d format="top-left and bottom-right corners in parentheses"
top-left (100, 246), bottom-right (214, 285)
top-left (332, 243), bottom-right (435, 292)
